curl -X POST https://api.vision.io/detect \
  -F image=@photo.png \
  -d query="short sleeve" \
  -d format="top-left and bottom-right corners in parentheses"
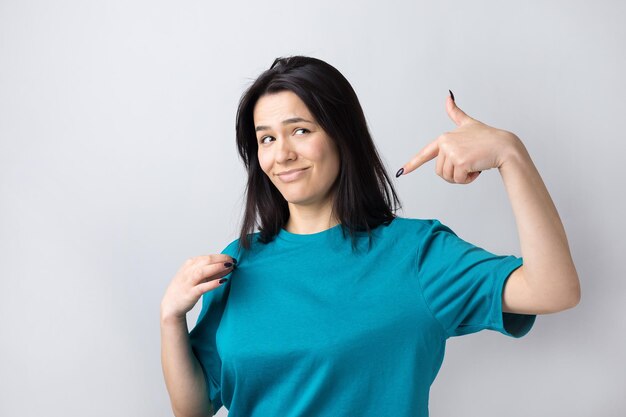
top-left (415, 219), bottom-right (536, 339)
top-left (188, 239), bottom-right (240, 414)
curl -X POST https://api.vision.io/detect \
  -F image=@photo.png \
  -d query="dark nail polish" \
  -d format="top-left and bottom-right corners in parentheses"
top-left (395, 168), bottom-right (404, 178)
top-left (219, 278), bottom-right (228, 284)
top-left (449, 89), bottom-right (455, 101)
top-left (232, 258), bottom-right (238, 264)
top-left (224, 262), bottom-right (233, 268)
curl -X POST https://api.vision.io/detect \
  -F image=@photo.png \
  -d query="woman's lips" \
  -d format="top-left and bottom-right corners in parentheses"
top-left (277, 167), bottom-right (310, 182)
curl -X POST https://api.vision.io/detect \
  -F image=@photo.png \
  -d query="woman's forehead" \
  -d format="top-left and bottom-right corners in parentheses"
top-left (253, 91), bottom-right (314, 126)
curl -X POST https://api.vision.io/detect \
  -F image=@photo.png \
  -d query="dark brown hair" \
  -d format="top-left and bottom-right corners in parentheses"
top-left (235, 55), bottom-right (402, 252)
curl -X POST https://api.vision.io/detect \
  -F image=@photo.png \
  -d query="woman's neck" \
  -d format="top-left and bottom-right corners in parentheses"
top-left (284, 199), bottom-right (339, 234)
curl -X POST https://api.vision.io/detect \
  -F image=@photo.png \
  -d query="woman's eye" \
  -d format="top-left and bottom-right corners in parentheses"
top-left (259, 128), bottom-right (309, 144)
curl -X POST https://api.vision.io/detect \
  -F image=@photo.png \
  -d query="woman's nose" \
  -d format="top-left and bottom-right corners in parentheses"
top-left (274, 136), bottom-right (296, 162)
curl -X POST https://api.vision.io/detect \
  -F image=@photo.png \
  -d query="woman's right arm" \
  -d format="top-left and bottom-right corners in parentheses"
top-left (160, 254), bottom-right (236, 417)
top-left (160, 313), bottom-right (213, 417)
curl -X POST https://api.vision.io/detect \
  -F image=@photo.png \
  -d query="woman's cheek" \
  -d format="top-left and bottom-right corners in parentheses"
top-left (258, 152), bottom-right (272, 174)
top-left (301, 143), bottom-right (323, 160)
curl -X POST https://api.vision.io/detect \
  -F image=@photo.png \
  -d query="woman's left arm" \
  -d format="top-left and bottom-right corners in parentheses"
top-left (398, 92), bottom-right (581, 315)
top-left (496, 135), bottom-right (581, 314)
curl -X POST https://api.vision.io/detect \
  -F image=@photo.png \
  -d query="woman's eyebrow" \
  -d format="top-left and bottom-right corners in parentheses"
top-left (255, 117), bottom-right (313, 132)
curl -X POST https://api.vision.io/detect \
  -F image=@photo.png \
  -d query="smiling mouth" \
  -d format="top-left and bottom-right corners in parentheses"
top-left (275, 167), bottom-right (310, 182)
top-left (276, 167), bottom-right (310, 176)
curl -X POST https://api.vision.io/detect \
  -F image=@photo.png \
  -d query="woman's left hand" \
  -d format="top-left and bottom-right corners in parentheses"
top-left (397, 92), bottom-right (521, 184)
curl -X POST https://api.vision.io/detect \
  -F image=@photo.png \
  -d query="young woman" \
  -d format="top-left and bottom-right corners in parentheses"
top-left (161, 55), bottom-right (581, 417)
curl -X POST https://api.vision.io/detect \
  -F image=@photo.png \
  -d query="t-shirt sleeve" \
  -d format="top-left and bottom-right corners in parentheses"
top-left (188, 239), bottom-right (240, 414)
top-left (415, 219), bottom-right (536, 339)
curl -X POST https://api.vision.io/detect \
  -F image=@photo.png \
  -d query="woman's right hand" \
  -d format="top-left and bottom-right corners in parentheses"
top-left (160, 254), bottom-right (236, 321)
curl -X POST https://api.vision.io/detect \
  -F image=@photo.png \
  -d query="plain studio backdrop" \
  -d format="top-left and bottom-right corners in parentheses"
top-left (1, 0), bottom-right (624, 416)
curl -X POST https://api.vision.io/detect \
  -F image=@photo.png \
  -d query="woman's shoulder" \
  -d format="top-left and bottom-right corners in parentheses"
top-left (389, 216), bottom-right (443, 231)
top-left (386, 216), bottom-right (459, 240)
top-left (219, 231), bottom-right (265, 258)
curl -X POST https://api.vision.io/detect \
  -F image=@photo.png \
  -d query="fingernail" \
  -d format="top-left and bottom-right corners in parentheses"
top-left (219, 278), bottom-right (228, 284)
top-left (449, 89), bottom-right (455, 101)
top-left (232, 258), bottom-right (238, 264)
top-left (395, 168), bottom-right (404, 178)
top-left (224, 262), bottom-right (233, 267)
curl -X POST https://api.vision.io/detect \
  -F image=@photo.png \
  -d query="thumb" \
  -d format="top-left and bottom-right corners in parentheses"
top-left (446, 90), bottom-right (474, 127)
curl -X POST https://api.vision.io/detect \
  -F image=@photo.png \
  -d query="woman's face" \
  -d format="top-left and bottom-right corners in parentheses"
top-left (254, 90), bottom-right (340, 208)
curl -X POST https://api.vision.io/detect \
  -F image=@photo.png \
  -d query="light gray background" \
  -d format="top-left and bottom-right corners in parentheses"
top-left (1, 0), bottom-right (624, 416)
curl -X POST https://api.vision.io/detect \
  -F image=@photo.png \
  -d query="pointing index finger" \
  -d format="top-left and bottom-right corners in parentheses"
top-left (398, 139), bottom-right (439, 176)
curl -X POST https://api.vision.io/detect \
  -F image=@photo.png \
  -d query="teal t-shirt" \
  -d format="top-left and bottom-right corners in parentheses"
top-left (189, 217), bottom-right (536, 416)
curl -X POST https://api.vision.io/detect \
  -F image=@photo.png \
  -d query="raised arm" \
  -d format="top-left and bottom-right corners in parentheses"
top-left (397, 91), bottom-right (581, 315)
top-left (496, 137), bottom-right (580, 314)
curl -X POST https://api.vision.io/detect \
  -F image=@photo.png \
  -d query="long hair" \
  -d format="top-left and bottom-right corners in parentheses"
top-left (235, 55), bottom-right (402, 252)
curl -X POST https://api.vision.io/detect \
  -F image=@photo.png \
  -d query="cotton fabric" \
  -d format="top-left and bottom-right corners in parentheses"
top-left (189, 217), bottom-right (536, 416)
